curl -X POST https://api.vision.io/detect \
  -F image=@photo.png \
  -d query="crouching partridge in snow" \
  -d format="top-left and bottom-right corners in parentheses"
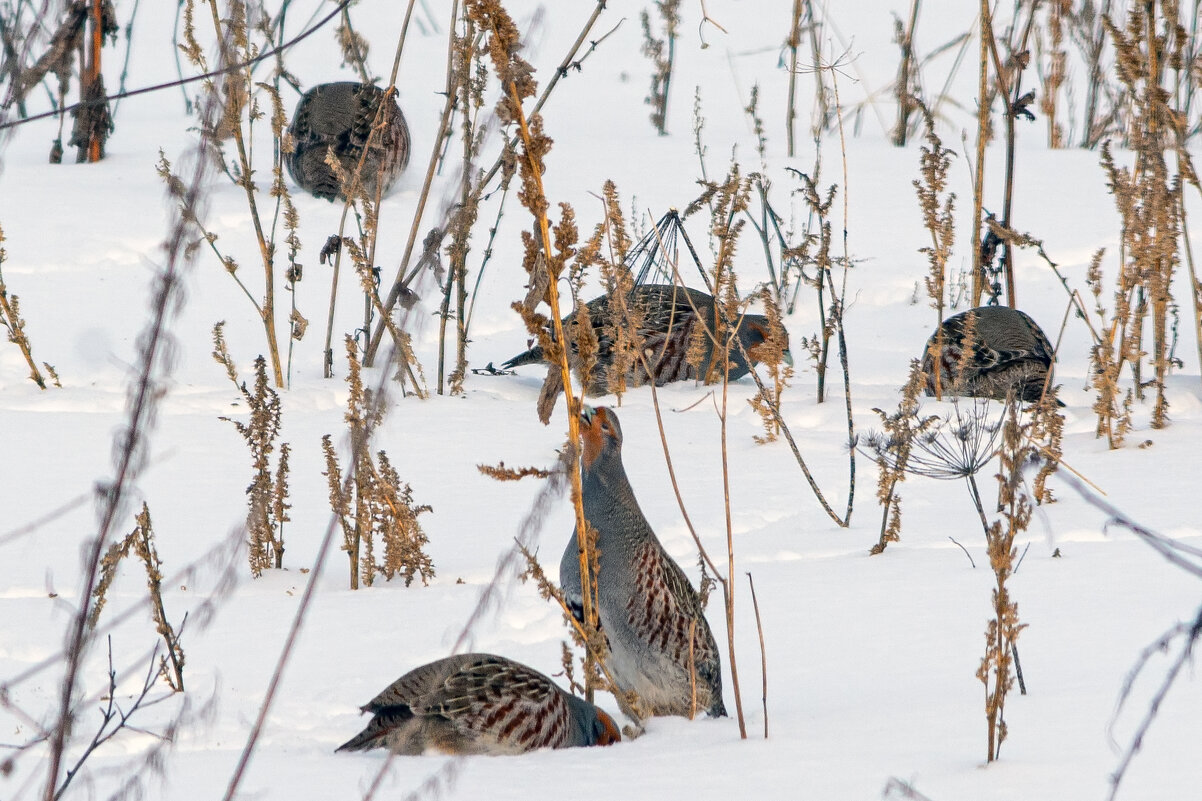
top-left (560, 406), bottom-right (727, 718)
top-left (502, 284), bottom-right (790, 398)
top-left (336, 653), bottom-right (621, 755)
top-left (921, 305), bottom-right (1058, 403)
top-left (286, 82), bottom-right (410, 202)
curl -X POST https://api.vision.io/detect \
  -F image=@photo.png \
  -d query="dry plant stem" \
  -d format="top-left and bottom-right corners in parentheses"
top-left (747, 572), bottom-right (768, 738)
top-left (972, 0), bottom-right (989, 303)
top-left (1107, 606), bottom-right (1202, 801)
top-left (717, 366), bottom-right (748, 738)
top-left (53, 638), bottom-right (162, 800)
top-left (514, 541), bottom-right (645, 728)
top-left (204, 1), bottom-right (286, 388)
top-left (223, 297), bottom-right (430, 798)
top-left (892, 0), bottom-right (921, 146)
top-left (665, 257), bottom-right (850, 526)
top-left (500, 67), bottom-right (596, 647)
top-left (40, 49), bottom-right (225, 800)
top-left (1180, 194), bottom-right (1202, 388)
top-left (321, 0), bottom-right (419, 377)
top-left (0, 239), bottom-right (48, 389)
top-left (83, 0), bottom-right (103, 162)
top-left (365, 0), bottom-right (611, 366)
top-left (0, 0), bottom-right (358, 136)
top-left (785, 0), bottom-right (802, 157)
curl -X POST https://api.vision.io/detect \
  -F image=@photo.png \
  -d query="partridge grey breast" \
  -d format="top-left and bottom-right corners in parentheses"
top-left (502, 284), bottom-right (789, 397)
top-left (286, 82), bottom-right (410, 202)
top-left (560, 406), bottom-right (727, 718)
top-left (921, 305), bottom-right (1058, 403)
top-left (336, 653), bottom-right (620, 755)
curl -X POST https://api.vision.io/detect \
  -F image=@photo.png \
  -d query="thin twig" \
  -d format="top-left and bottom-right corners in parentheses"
top-left (746, 572), bottom-right (768, 739)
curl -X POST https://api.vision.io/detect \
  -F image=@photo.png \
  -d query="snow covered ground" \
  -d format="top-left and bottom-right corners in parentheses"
top-left (1, 2), bottom-right (1200, 799)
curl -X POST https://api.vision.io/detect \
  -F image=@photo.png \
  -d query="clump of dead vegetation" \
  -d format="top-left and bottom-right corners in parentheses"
top-left (0, 221), bottom-right (58, 389)
top-left (322, 337), bottom-right (433, 590)
top-left (89, 502), bottom-right (187, 692)
top-left (212, 322), bottom-right (291, 576)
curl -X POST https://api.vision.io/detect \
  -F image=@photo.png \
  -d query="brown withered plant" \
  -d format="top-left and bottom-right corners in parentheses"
top-left (1096, 1), bottom-right (1191, 432)
top-left (859, 361), bottom-right (937, 554)
top-left (465, 0), bottom-right (600, 685)
top-left (89, 503), bottom-right (187, 692)
top-left (978, 399), bottom-right (1032, 763)
top-left (914, 105), bottom-right (956, 399)
top-left (212, 322), bottom-right (291, 576)
top-left (323, 337), bottom-right (433, 590)
top-left (640, 0), bottom-right (680, 135)
top-left (0, 221), bottom-right (57, 389)
top-left (172, 0), bottom-right (305, 388)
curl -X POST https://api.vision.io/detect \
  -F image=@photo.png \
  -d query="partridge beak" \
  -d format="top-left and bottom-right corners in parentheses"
top-left (581, 405), bottom-right (596, 424)
top-left (783, 348), bottom-right (794, 368)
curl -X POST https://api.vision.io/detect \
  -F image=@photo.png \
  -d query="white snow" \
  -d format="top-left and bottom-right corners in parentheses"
top-left (1, 2), bottom-right (1200, 800)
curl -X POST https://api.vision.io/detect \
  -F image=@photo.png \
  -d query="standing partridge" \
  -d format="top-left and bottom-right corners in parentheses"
top-left (286, 82), bottom-right (410, 202)
top-left (560, 406), bottom-right (727, 718)
top-left (502, 283), bottom-right (790, 397)
top-left (921, 305), bottom-right (1058, 403)
top-left (336, 653), bottom-right (621, 755)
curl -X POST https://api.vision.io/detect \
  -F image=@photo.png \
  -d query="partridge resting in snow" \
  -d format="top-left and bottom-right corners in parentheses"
top-left (336, 653), bottom-right (621, 755)
top-left (921, 305), bottom-right (1058, 403)
top-left (502, 283), bottom-right (790, 397)
top-left (286, 82), bottom-right (410, 202)
top-left (560, 406), bottom-right (727, 718)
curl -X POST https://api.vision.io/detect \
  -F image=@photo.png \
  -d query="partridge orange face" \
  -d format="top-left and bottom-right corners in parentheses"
top-left (594, 709), bottom-right (622, 746)
top-left (580, 406), bottom-right (620, 470)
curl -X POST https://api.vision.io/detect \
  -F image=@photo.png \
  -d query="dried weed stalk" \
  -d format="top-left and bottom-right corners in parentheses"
top-left (978, 400), bottom-right (1032, 762)
top-left (438, 6), bottom-right (486, 396)
top-left (640, 0), bottom-right (679, 135)
top-left (859, 361), bottom-right (936, 554)
top-left (891, 0), bottom-right (922, 146)
top-left (212, 322), bottom-right (291, 576)
top-left (322, 337), bottom-right (433, 590)
top-left (0, 222), bottom-right (56, 389)
top-left (172, 0), bottom-right (305, 388)
top-left (1096, 1), bottom-right (1191, 432)
top-left (1087, 246), bottom-right (1135, 447)
top-left (914, 105), bottom-right (956, 399)
top-left (88, 503), bottom-right (187, 692)
top-left (1036, 0), bottom-right (1071, 148)
top-left (747, 288), bottom-right (793, 444)
top-left (466, 0), bottom-right (599, 675)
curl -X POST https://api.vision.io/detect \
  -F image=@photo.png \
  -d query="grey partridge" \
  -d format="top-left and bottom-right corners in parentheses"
top-left (560, 406), bottom-right (727, 718)
top-left (286, 82), bottom-right (410, 202)
top-left (336, 653), bottom-right (621, 755)
top-left (502, 283), bottom-right (790, 397)
top-left (922, 305), bottom-right (1058, 403)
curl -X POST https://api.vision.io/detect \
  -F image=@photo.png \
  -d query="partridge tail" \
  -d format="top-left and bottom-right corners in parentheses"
top-left (501, 346), bottom-right (544, 370)
top-left (335, 706), bottom-right (413, 753)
